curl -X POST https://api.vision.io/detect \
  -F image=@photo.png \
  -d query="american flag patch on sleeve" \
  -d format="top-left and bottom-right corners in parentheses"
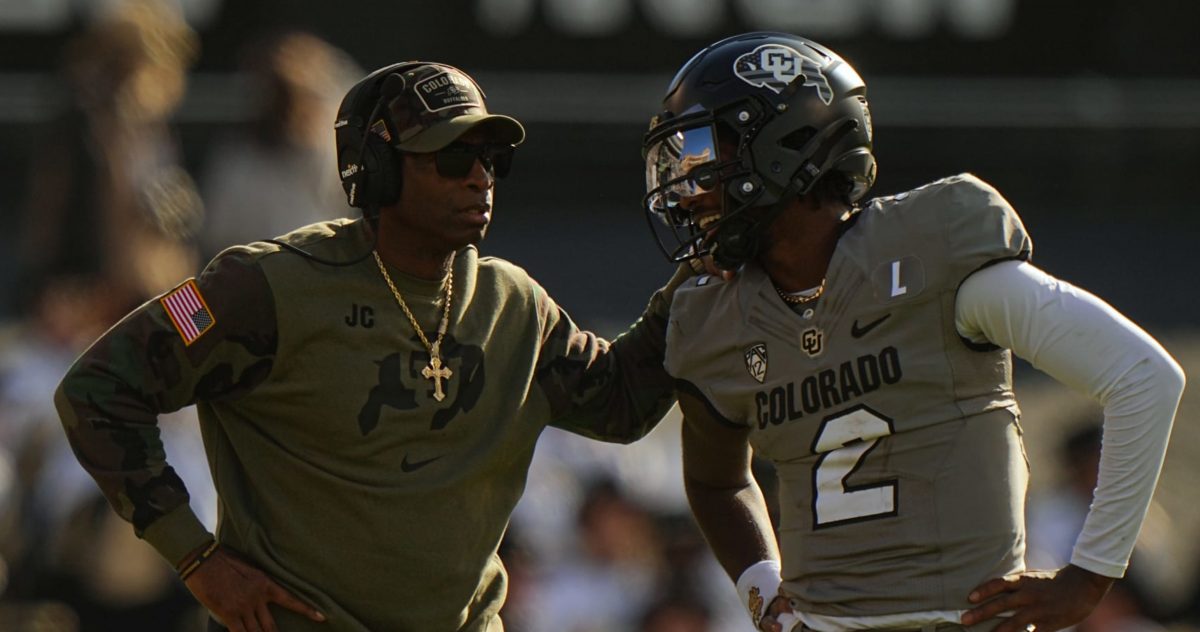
top-left (161, 279), bottom-right (215, 345)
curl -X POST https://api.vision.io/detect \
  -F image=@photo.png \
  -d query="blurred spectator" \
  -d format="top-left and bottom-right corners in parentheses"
top-left (638, 594), bottom-right (713, 632)
top-left (5, 4), bottom-right (211, 627)
top-left (198, 30), bottom-right (357, 257)
top-left (0, 277), bottom-right (125, 592)
top-left (525, 478), bottom-right (668, 632)
top-left (1026, 420), bottom-right (1184, 632)
top-left (0, 273), bottom-right (215, 632)
top-left (512, 414), bottom-right (689, 566)
top-left (1076, 583), bottom-right (1169, 632)
top-left (510, 416), bottom-right (755, 632)
top-left (655, 513), bottom-right (755, 632)
top-left (17, 0), bottom-right (204, 315)
top-left (1026, 422), bottom-right (1103, 571)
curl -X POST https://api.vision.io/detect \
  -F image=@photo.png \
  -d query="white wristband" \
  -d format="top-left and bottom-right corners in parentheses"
top-left (736, 559), bottom-right (783, 628)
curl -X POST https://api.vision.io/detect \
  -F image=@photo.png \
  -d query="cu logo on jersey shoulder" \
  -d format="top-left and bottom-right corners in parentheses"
top-left (733, 44), bottom-right (833, 104)
top-left (801, 327), bottom-right (824, 357)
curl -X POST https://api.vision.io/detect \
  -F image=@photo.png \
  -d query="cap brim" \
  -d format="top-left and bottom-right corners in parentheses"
top-left (397, 114), bottom-right (525, 152)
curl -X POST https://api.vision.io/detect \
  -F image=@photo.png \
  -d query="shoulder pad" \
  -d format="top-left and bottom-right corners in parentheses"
top-left (852, 173), bottom-right (1031, 298)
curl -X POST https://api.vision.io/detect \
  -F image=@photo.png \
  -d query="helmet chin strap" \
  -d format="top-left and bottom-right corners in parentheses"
top-left (710, 118), bottom-right (860, 270)
top-left (709, 181), bottom-right (795, 270)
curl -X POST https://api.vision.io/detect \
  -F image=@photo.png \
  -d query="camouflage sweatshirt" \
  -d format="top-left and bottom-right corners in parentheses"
top-left (55, 218), bottom-right (687, 631)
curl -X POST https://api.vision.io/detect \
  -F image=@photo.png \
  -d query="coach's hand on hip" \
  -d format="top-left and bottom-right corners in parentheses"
top-left (183, 544), bottom-right (327, 632)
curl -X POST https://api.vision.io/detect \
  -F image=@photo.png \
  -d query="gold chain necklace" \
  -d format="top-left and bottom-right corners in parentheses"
top-left (372, 251), bottom-right (454, 402)
top-left (775, 278), bottom-right (826, 305)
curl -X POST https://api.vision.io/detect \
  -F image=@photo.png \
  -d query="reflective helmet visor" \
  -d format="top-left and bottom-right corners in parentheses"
top-left (644, 123), bottom-right (720, 227)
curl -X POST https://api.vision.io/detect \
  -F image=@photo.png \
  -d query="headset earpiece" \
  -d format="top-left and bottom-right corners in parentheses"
top-left (335, 62), bottom-right (424, 210)
top-left (360, 132), bottom-right (401, 207)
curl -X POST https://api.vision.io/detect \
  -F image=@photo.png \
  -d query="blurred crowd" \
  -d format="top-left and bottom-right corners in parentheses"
top-left (0, 1), bottom-right (1198, 631)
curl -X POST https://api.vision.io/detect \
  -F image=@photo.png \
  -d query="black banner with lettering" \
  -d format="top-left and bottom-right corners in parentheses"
top-left (1, 0), bottom-right (1198, 76)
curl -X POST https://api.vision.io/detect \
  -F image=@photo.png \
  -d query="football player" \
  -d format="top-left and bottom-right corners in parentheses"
top-left (643, 32), bottom-right (1186, 632)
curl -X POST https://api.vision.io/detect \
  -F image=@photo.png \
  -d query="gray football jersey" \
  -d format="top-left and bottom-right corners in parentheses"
top-left (667, 174), bottom-right (1034, 616)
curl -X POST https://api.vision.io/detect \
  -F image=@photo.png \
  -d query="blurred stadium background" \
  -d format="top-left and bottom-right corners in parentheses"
top-left (0, 1), bottom-right (1197, 631)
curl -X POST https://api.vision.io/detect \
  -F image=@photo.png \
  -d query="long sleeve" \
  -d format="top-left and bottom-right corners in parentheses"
top-left (54, 247), bottom-right (279, 565)
top-left (536, 264), bottom-right (693, 443)
top-left (956, 260), bottom-right (1185, 577)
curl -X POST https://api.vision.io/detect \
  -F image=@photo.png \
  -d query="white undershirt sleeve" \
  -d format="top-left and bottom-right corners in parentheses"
top-left (955, 260), bottom-right (1185, 578)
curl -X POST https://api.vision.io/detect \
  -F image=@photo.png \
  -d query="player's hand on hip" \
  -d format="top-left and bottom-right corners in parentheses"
top-left (183, 546), bottom-right (326, 632)
top-left (961, 564), bottom-right (1114, 632)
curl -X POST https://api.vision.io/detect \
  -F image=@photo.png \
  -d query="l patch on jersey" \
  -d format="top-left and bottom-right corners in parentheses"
top-left (161, 279), bottom-right (215, 346)
top-left (744, 342), bottom-right (768, 383)
top-left (871, 256), bottom-right (926, 302)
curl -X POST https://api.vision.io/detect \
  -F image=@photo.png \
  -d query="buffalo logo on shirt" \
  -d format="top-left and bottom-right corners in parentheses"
top-left (357, 334), bottom-right (485, 435)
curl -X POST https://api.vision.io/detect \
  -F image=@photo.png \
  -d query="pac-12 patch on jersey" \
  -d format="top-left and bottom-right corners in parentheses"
top-left (161, 279), bottom-right (215, 345)
top-left (745, 343), bottom-right (768, 383)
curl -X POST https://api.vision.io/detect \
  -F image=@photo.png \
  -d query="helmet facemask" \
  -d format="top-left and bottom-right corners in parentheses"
top-left (642, 32), bottom-right (878, 271)
top-left (642, 103), bottom-right (765, 267)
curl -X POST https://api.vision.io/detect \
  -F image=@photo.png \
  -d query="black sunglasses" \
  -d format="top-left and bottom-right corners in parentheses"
top-left (432, 142), bottom-right (515, 179)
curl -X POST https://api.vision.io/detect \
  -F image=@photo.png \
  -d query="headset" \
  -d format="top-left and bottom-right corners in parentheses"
top-left (267, 62), bottom-right (424, 267)
top-left (335, 61), bottom-right (427, 213)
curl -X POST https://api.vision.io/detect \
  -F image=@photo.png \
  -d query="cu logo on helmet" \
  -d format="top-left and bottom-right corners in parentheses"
top-left (761, 49), bottom-right (796, 78)
top-left (734, 44), bottom-right (834, 105)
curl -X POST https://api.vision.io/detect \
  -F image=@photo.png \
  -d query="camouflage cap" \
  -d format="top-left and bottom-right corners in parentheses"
top-left (378, 63), bottom-right (525, 152)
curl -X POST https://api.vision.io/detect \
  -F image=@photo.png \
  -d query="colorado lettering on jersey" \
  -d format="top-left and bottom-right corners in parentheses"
top-left (754, 347), bottom-right (902, 429)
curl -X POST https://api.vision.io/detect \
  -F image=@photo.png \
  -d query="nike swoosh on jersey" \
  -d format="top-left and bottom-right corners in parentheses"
top-left (400, 453), bottom-right (444, 473)
top-left (850, 313), bottom-right (891, 338)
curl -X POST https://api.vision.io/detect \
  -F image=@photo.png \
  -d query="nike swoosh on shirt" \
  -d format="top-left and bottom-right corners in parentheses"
top-left (400, 453), bottom-right (443, 473)
top-left (850, 313), bottom-right (891, 338)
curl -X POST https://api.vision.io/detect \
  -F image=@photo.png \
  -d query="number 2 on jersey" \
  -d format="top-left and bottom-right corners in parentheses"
top-left (812, 405), bottom-right (898, 528)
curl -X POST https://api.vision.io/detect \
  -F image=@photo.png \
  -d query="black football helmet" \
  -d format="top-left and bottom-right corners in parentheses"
top-left (642, 32), bottom-right (876, 269)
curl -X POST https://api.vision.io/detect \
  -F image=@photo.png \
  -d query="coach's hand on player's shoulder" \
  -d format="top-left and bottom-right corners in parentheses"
top-left (961, 564), bottom-right (1115, 632)
top-left (184, 545), bottom-right (326, 632)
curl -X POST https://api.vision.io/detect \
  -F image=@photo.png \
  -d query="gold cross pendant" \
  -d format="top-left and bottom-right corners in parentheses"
top-left (422, 353), bottom-right (453, 402)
